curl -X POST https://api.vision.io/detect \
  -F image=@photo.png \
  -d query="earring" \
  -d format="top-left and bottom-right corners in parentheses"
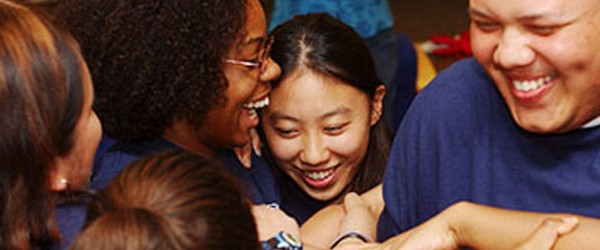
top-left (59, 178), bottom-right (69, 190)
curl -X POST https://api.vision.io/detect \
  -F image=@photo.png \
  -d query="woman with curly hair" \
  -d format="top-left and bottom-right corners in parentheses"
top-left (0, 0), bottom-right (102, 249)
top-left (56, 0), bottom-right (281, 203)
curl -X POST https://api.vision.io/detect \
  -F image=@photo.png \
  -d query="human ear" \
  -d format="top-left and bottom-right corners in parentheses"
top-left (369, 85), bottom-right (386, 126)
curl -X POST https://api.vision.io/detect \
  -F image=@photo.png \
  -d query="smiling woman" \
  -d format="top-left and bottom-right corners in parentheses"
top-left (260, 13), bottom-right (391, 224)
top-left (55, 0), bottom-right (282, 205)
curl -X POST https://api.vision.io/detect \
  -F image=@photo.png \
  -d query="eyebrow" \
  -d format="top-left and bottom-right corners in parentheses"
top-left (234, 36), bottom-right (265, 55)
top-left (268, 107), bottom-right (352, 123)
top-left (241, 36), bottom-right (266, 47)
top-left (469, 7), bottom-right (489, 18)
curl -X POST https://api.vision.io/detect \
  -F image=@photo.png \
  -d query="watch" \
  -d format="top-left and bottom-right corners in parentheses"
top-left (261, 231), bottom-right (302, 250)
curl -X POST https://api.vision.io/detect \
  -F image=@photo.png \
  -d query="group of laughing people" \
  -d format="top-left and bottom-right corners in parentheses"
top-left (1, 0), bottom-right (599, 249)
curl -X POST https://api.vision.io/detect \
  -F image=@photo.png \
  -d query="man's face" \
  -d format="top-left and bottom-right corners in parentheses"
top-left (470, 0), bottom-right (600, 133)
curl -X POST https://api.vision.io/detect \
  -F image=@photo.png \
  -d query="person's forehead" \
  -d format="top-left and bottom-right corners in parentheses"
top-left (470, 0), bottom-right (593, 17)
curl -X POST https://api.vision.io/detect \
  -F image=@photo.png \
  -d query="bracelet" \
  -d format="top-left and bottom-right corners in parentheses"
top-left (261, 231), bottom-right (303, 250)
top-left (330, 231), bottom-right (373, 249)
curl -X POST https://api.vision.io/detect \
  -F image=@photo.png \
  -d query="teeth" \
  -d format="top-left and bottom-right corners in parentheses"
top-left (512, 75), bottom-right (553, 91)
top-left (304, 168), bottom-right (335, 181)
top-left (243, 96), bottom-right (270, 109)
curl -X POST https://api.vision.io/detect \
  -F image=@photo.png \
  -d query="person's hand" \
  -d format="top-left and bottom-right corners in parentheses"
top-left (375, 213), bottom-right (579, 250)
top-left (515, 217), bottom-right (578, 250)
top-left (252, 204), bottom-right (300, 241)
top-left (327, 193), bottom-right (378, 250)
top-left (375, 209), bottom-right (460, 250)
top-left (338, 193), bottom-right (377, 241)
top-left (233, 128), bottom-right (262, 169)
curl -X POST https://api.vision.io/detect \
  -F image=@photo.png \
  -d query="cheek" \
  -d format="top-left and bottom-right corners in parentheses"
top-left (545, 34), bottom-right (593, 72)
top-left (82, 116), bottom-right (102, 169)
top-left (471, 30), bottom-right (497, 64)
top-left (264, 134), bottom-right (300, 163)
top-left (329, 129), bottom-right (370, 159)
top-left (223, 68), bottom-right (259, 105)
top-left (90, 114), bottom-right (102, 153)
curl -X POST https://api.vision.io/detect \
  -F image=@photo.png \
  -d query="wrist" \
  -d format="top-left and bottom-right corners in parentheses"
top-left (330, 231), bottom-right (373, 249)
top-left (261, 231), bottom-right (302, 250)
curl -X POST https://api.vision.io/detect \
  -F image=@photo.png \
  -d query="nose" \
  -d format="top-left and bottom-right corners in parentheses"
top-left (259, 57), bottom-right (281, 83)
top-left (299, 133), bottom-right (329, 166)
top-left (493, 28), bottom-right (535, 69)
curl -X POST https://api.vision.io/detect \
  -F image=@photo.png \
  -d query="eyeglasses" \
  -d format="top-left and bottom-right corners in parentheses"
top-left (224, 36), bottom-right (274, 73)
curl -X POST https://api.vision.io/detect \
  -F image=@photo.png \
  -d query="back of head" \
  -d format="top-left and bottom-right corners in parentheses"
top-left (71, 208), bottom-right (182, 250)
top-left (0, 0), bottom-right (86, 248)
top-left (55, 0), bottom-right (247, 141)
top-left (73, 151), bottom-right (259, 250)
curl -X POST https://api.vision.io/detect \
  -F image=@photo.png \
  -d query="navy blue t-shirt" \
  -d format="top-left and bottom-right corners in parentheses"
top-left (378, 58), bottom-right (600, 240)
top-left (90, 137), bottom-right (279, 204)
top-left (53, 138), bottom-right (279, 249)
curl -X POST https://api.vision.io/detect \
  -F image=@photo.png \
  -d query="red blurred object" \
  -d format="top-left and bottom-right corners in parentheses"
top-left (429, 30), bottom-right (472, 59)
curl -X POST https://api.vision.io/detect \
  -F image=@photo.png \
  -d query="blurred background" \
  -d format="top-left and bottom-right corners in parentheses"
top-left (29, 0), bottom-right (470, 71)
top-left (264, 0), bottom-right (470, 70)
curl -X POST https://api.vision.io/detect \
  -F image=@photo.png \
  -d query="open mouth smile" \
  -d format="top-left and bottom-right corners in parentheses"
top-left (243, 96), bottom-right (269, 119)
top-left (512, 75), bottom-right (555, 92)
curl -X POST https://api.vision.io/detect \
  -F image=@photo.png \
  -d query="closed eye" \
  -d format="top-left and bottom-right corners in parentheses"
top-left (324, 124), bottom-right (347, 135)
top-left (527, 24), bottom-right (560, 36)
top-left (472, 20), bottom-right (501, 32)
top-left (275, 127), bottom-right (299, 138)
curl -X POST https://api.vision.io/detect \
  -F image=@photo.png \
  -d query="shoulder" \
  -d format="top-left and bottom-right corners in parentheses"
top-left (55, 203), bottom-right (88, 249)
top-left (403, 58), bottom-right (499, 126)
top-left (91, 138), bottom-right (178, 189)
top-left (419, 58), bottom-right (492, 102)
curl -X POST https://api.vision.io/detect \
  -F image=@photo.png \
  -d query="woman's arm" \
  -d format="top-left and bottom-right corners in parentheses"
top-left (302, 194), bottom-right (589, 249)
top-left (301, 185), bottom-right (384, 249)
top-left (441, 201), bottom-right (594, 249)
top-left (369, 201), bottom-right (581, 250)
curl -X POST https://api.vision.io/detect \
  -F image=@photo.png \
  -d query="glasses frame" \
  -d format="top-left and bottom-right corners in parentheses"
top-left (224, 35), bottom-right (274, 73)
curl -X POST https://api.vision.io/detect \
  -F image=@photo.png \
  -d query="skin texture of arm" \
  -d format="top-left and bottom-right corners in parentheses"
top-left (369, 201), bottom-right (581, 250)
top-left (300, 185), bottom-right (383, 249)
top-left (301, 185), bottom-right (596, 250)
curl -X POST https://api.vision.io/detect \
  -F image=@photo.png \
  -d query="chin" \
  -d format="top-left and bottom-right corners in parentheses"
top-left (307, 190), bottom-right (341, 202)
top-left (515, 117), bottom-right (568, 134)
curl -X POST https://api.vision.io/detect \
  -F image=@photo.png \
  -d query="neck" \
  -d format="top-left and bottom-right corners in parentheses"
top-left (163, 119), bottom-right (215, 156)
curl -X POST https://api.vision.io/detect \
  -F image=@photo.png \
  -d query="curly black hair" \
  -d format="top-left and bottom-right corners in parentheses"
top-left (55, 0), bottom-right (247, 142)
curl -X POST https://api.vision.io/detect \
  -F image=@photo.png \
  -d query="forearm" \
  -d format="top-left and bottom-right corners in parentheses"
top-left (450, 201), bottom-right (600, 249)
top-left (300, 204), bottom-right (345, 248)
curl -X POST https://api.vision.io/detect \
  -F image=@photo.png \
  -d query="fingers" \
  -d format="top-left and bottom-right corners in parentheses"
top-left (555, 217), bottom-right (578, 236)
top-left (250, 127), bottom-right (262, 157)
top-left (516, 217), bottom-right (579, 250)
top-left (339, 193), bottom-right (377, 243)
top-left (234, 143), bottom-right (252, 169)
top-left (343, 192), bottom-right (364, 210)
top-left (234, 128), bottom-right (262, 169)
